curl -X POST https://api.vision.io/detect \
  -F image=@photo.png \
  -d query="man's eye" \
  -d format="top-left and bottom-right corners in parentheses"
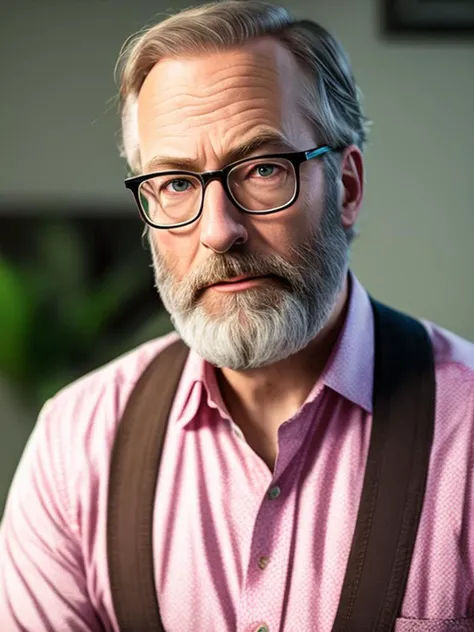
top-left (253, 164), bottom-right (277, 178)
top-left (163, 179), bottom-right (193, 193)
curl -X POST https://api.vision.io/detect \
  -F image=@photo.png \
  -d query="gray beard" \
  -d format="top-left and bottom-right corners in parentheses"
top-left (149, 178), bottom-right (348, 370)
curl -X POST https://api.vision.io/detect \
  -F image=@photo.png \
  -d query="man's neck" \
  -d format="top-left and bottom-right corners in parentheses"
top-left (215, 276), bottom-right (350, 467)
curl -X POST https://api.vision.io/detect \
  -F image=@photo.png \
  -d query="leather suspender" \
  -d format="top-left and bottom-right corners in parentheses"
top-left (107, 339), bottom-right (189, 632)
top-left (107, 299), bottom-right (435, 631)
top-left (331, 300), bottom-right (435, 630)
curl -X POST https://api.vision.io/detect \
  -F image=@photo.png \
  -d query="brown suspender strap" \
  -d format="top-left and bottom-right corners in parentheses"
top-left (331, 299), bottom-right (435, 631)
top-left (107, 300), bottom-right (435, 632)
top-left (107, 339), bottom-right (189, 632)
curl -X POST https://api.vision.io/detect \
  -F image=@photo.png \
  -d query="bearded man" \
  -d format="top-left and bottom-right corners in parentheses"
top-left (1, 1), bottom-right (473, 631)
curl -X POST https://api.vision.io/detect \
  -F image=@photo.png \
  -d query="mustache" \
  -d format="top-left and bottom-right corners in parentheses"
top-left (177, 252), bottom-right (306, 300)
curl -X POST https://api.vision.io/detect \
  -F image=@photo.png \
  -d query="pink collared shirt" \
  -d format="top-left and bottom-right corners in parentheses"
top-left (1, 274), bottom-right (474, 632)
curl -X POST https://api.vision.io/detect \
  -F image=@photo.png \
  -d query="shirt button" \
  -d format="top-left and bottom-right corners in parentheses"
top-left (258, 555), bottom-right (270, 570)
top-left (255, 626), bottom-right (269, 632)
top-left (268, 486), bottom-right (281, 500)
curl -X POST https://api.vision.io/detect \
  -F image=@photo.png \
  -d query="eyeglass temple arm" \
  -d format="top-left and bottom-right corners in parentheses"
top-left (305, 146), bottom-right (332, 161)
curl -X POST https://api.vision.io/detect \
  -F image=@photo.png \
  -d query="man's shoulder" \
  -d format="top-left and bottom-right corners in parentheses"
top-left (423, 320), bottom-right (474, 411)
top-left (10, 332), bottom-right (183, 534)
top-left (424, 319), bottom-right (474, 376)
top-left (41, 331), bottom-right (181, 439)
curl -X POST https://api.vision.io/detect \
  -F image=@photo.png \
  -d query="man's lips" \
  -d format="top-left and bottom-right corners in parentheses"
top-left (210, 274), bottom-right (259, 285)
top-left (205, 274), bottom-right (271, 291)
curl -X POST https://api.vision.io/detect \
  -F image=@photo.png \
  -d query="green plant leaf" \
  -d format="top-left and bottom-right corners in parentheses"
top-left (69, 261), bottom-right (148, 342)
top-left (0, 259), bottom-right (33, 380)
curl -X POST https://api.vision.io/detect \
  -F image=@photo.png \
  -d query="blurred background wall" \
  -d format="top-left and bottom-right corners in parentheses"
top-left (1, 0), bottom-right (473, 514)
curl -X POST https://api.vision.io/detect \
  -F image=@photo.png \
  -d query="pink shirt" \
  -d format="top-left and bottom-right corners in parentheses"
top-left (1, 274), bottom-right (474, 632)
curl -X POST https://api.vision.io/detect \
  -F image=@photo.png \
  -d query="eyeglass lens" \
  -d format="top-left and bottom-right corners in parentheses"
top-left (138, 157), bottom-right (297, 226)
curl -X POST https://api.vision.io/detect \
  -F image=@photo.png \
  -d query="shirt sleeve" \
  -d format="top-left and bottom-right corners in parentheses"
top-left (0, 399), bottom-right (104, 631)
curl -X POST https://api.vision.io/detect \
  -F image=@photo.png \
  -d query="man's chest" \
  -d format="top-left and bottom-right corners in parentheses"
top-left (147, 401), bottom-right (474, 630)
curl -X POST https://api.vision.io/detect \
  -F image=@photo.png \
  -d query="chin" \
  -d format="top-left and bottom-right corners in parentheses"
top-left (198, 284), bottom-right (286, 317)
top-left (170, 290), bottom-right (319, 371)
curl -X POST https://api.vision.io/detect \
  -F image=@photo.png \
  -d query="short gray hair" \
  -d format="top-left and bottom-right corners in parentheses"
top-left (116, 0), bottom-right (371, 242)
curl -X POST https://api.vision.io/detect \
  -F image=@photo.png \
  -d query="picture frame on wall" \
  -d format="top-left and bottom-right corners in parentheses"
top-left (385, 0), bottom-right (474, 34)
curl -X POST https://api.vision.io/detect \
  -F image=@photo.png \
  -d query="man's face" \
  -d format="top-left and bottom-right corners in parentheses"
top-left (136, 37), bottom-right (349, 369)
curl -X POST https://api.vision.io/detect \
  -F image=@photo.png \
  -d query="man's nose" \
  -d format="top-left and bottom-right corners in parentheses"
top-left (199, 180), bottom-right (248, 254)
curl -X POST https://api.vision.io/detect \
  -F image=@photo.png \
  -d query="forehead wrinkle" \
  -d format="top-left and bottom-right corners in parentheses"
top-left (168, 102), bottom-right (280, 131)
top-left (140, 75), bottom-right (283, 131)
top-left (181, 80), bottom-right (278, 103)
top-left (144, 76), bottom-right (280, 118)
top-left (195, 64), bottom-right (281, 94)
top-left (150, 50), bottom-right (281, 85)
top-left (159, 90), bottom-right (277, 116)
top-left (139, 86), bottom-right (280, 140)
top-left (141, 50), bottom-right (283, 105)
top-left (139, 98), bottom-right (282, 153)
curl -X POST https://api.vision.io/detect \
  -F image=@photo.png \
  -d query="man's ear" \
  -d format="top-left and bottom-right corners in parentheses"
top-left (340, 145), bottom-right (364, 231)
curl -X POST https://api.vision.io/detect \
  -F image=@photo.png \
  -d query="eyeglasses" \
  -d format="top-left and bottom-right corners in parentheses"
top-left (124, 145), bottom-right (334, 230)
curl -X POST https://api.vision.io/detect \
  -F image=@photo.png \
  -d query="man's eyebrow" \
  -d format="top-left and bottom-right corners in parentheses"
top-left (142, 131), bottom-right (299, 174)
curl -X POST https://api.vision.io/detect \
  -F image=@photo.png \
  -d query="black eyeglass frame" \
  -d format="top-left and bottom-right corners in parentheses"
top-left (124, 145), bottom-right (334, 230)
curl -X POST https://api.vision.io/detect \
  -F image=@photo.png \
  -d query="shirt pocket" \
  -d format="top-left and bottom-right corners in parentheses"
top-left (394, 618), bottom-right (474, 632)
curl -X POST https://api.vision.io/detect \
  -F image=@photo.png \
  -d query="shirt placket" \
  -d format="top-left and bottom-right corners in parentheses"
top-left (236, 411), bottom-right (317, 632)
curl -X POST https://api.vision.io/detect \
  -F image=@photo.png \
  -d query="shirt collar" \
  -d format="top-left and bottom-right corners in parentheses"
top-left (322, 272), bottom-right (374, 413)
top-left (170, 346), bottom-right (209, 429)
top-left (172, 270), bottom-right (374, 428)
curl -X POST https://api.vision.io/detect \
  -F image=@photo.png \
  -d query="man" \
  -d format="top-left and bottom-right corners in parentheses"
top-left (1, 1), bottom-right (473, 630)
